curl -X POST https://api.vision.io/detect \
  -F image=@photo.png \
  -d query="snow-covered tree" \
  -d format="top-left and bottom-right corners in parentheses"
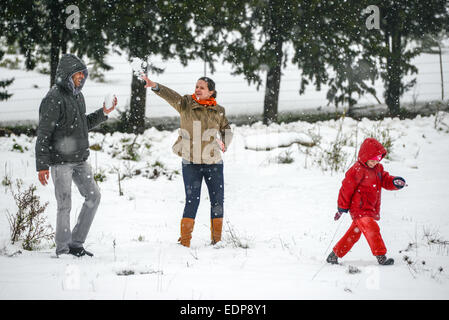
top-left (104, 0), bottom-right (197, 134)
top-left (198, 0), bottom-right (375, 124)
top-left (2, 0), bottom-right (111, 87)
top-left (358, 0), bottom-right (449, 116)
top-left (0, 8), bottom-right (14, 102)
top-left (208, 0), bottom-right (336, 124)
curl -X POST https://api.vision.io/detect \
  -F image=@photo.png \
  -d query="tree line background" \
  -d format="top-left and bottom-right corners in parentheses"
top-left (0, 0), bottom-right (448, 134)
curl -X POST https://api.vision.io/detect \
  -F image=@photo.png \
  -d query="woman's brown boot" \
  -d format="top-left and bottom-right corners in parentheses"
top-left (211, 218), bottom-right (223, 245)
top-left (178, 217), bottom-right (195, 247)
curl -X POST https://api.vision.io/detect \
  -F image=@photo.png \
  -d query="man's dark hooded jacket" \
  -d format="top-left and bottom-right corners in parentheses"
top-left (35, 54), bottom-right (107, 171)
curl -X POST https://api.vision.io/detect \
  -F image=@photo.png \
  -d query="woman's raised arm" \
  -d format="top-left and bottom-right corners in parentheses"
top-left (141, 74), bottom-right (184, 113)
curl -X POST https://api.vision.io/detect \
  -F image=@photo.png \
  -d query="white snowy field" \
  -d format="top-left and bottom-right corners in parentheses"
top-left (0, 46), bottom-right (448, 123)
top-left (0, 112), bottom-right (449, 300)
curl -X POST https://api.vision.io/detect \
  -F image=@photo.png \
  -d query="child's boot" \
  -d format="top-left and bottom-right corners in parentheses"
top-left (326, 251), bottom-right (339, 264)
top-left (376, 255), bottom-right (394, 265)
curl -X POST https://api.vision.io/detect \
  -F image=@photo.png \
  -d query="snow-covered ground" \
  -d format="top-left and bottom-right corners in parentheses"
top-left (0, 47), bottom-right (448, 123)
top-left (1, 112), bottom-right (449, 299)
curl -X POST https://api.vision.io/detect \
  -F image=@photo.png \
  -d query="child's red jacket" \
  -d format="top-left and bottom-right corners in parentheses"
top-left (338, 138), bottom-right (398, 221)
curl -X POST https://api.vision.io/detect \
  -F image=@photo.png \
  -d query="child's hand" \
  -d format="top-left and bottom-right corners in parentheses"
top-left (334, 208), bottom-right (348, 221)
top-left (393, 177), bottom-right (406, 189)
top-left (334, 212), bottom-right (343, 221)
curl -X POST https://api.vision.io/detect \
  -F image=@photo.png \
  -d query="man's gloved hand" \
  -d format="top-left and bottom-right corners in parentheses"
top-left (334, 208), bottom-right (349, 221)
top-left (393, 177), bottom-right (406, 189)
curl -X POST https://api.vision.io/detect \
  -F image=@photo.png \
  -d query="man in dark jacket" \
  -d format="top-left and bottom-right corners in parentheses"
top-left (35, 54), bottom-right (116, 257)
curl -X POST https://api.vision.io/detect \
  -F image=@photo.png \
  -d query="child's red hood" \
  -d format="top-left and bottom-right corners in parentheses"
top-left (358, 138), bottom-right (387, 166)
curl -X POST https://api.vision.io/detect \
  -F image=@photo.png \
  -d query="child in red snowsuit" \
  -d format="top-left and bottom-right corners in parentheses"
top-left (327, 138), bottom-right (406, 265)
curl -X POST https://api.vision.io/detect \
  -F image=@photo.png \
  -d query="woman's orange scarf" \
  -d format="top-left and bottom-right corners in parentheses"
top-left (192, 94), bottom-right (217, 106)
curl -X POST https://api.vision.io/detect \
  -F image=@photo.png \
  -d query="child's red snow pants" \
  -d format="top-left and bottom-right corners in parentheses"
top-left (333, 217), bottom-right (387, 258)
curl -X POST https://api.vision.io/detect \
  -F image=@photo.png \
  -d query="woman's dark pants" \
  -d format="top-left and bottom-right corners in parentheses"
top-left (182, 161), bottom-right (224, 220)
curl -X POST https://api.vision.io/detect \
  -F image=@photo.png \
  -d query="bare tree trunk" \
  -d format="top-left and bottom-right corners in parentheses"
top-left (385, 29), bottom-right (402, 117)
top-left (263, 34), bottom-right (283, 124)
top-left (263, 55), bottom-right (282, 125)
top-left (49, 4), bottom-right (61, 88)
top-left (49, 43), bottom-right (60, 88)
top-left (439, 45), bottom-right (444, 101)
top-left (262, 0), bottom-right (285, 125)
top-left (128, 67), bottom-right (147, 134)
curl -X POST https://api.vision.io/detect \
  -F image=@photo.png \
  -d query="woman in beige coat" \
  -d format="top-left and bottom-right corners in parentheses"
top-left (142, 75), bottom-right (233, 247)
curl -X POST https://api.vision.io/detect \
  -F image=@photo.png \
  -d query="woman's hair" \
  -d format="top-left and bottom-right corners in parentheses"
top-left (198, 76), bottom-right (217, 98)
